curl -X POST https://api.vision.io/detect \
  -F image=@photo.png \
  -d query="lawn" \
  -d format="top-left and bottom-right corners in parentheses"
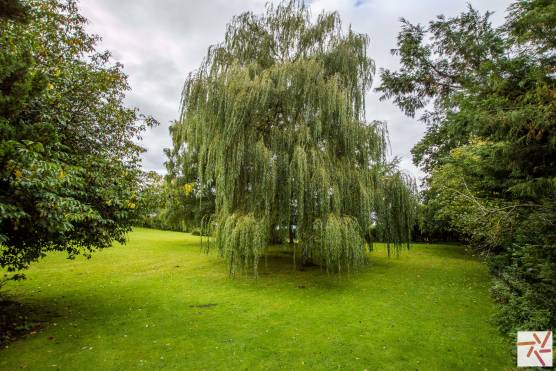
top-left (0, 228), bottom-right (512, 370)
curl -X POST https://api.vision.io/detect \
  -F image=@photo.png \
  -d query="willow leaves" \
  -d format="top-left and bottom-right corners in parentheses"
top-left (172, 0), bottom-right (416, 275)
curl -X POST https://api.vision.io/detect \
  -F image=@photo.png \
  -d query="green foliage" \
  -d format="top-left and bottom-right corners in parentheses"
top-left (215, 213), bottom-right (267, 276)
top-left (379, 1), bottom-right (556, 336)
top-left (506, 0), bottom-right (556, 52)
top-left (317, 214), bottom-right (366, 273)
top-left (171, 0), bottom-right (416, 275)
top-left (136, 165), bottom-right (215, 233)
top-left (0, 0), bottom-right (155, 272)
top-left (135, 171), bottom-right (166, 228)
top-left (374, 172), bottom-right (417, 254)
top-left (413, 189), bottom-right (459, 243)
top-left (161, 142), bottom-right (216, 232)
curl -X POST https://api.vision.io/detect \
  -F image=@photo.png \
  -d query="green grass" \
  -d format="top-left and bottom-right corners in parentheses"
top-left (0, 228), bottom-right (512, 370)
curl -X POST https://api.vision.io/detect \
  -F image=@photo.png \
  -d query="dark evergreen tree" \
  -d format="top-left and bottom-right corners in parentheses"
top-left (378, 1), bottom-right (555, 335)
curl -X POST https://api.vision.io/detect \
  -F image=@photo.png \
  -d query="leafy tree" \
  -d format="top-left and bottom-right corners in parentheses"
top-left (0, 0), bottom-right (155, 272)
top-left (136, 171), bottom-right (165, 228)
top-left (413, 190), bottom-right (459, 243)
top-left (171, 0), bottom-right (416, 275)
top-left (135, 167), bottom-right (214, 233)
top-left (162, 132), bottom-right (216, 232)
top-left (378, 1), bottom-right (555, 335)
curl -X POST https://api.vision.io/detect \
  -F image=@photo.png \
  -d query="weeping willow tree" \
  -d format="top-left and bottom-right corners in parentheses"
top-left (171, 0), bottom-right (416, 275)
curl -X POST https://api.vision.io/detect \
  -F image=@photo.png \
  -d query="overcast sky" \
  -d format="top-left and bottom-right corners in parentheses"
top-left (79, 0), bottom-right (512, 181)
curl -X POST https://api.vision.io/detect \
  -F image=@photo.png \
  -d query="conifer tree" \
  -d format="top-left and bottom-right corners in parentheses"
top-left (171, 0), bottom-right (416, 275)
top-left (377, 1), bottom-right (556, 334)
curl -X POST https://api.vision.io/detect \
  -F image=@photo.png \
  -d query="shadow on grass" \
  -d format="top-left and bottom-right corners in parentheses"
top-left (223, 247), bottom-right (398, 293)
top-left (0, 293), bottom-right (58, 346)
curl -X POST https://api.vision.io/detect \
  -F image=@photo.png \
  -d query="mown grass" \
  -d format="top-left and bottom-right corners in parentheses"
top-left (0, 228), bottom-right (512, 370)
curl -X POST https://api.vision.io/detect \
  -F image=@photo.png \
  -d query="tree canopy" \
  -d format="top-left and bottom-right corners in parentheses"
top-left (0, 0), bottom-right (155, 272)
top-left (378, 0), bottom-right (555, 335)
top-left (170, 0), bottom-right (416, 275)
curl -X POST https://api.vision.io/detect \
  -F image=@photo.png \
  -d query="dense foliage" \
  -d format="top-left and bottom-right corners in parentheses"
top-left (378, 1), bottom-right (555, 335)
top-left (171, 0), bottom-right (416, 275)
top-left (161, 135), bottom-right (216, 233)
top-left (135, 168), bottom-right (215, 234)
top-left (0, 0), bottom-right (155, 272)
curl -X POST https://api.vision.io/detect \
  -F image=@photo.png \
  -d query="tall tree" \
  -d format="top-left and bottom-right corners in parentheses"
top-left (0, 0), bottom-right (155, 272)
top-left (171, 0), bottom-right (416, 275)
top-left (378, 1), bottom-right (555, 335)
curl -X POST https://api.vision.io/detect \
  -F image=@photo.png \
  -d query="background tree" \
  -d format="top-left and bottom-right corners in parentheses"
top-left (135, 167), bottom-right (215, 234)
top-left (162, 130), bottom-right (216, 233)
top-left (0, 0), bottom-right (156, 273)
top-left (171, 0), bottom-right (416, 275)
top-left (378, 1), bottom-right (555, 336)
top-left (136, 171), bottom-right (165, 229)
top-left (412, 190), bottom-right (459, 243)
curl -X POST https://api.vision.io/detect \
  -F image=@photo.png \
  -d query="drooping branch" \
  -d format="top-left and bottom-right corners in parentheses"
top-left (172, 0), bottom-right (417, 275)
